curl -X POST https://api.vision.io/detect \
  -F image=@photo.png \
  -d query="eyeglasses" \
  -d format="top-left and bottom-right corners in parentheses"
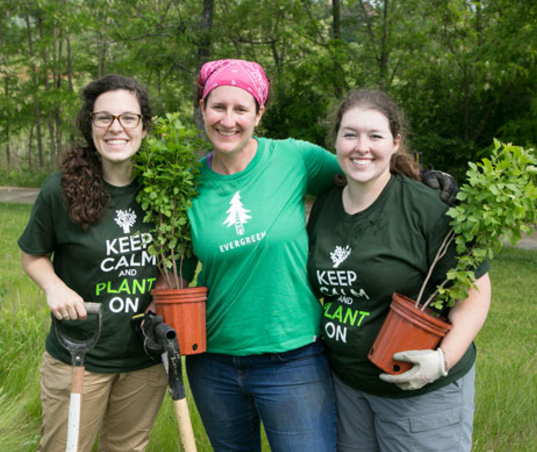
top-left (91, 112), bottom-right (143, 129)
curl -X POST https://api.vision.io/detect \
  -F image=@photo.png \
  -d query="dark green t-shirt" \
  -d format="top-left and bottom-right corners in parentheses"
top-left (18, 173), bottom-right (160, 372)
top-left (307, 174), bottom-right (489, 398)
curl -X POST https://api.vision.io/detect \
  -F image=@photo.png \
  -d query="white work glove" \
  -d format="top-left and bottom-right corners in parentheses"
top-left (379, 349), bottom-right (448, 391)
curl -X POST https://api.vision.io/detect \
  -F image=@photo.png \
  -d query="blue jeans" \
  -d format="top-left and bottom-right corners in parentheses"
top-left (186, 341), bottom-right (337, 452)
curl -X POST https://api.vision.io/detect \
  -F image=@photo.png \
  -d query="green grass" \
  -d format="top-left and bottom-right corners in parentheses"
top-left (0, 167), bottom-right (53, 188)
top-left (0, 203), bottom-right (44, 451)
top-left (1, 202), bottom-right (536, 451)
top-left (473, 247), bottom-right (537, 451)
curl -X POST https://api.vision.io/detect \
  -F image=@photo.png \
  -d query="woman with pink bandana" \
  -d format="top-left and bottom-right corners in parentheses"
top-left (182, 59), bottom-right (339, 451)
top-left (182, 60), bottom-right (457, 451)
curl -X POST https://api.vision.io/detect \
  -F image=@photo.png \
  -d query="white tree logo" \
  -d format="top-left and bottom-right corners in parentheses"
top-left (330, 245), bottom-right (351, 268)
top-left (114, 208), bottom-right (137, 234)
top-left (223, 191), bottom-right (252, 235)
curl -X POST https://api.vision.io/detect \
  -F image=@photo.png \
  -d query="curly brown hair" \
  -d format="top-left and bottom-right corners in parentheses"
top-left (331, 89), bottom-right (421, 184)
top-left (61, 74), bottom-right (151, 228)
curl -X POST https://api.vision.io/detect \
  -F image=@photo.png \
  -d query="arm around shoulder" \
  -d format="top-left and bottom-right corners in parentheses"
top-left (295, 140), bottom-right (340, 196)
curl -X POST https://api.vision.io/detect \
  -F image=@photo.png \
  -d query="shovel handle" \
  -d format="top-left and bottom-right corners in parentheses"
top-left (54, 303), bottom-right (103, 368)
top-left (173, 398), bottom-right (197, 452)
top-left (83, 302), bottom-right (101, 316)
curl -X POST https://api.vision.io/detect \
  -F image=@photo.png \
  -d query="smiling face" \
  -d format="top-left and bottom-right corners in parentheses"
top-left (200, 85), bottom-right (264, 158)
top-left (91, 89), bottom-right (147, 169)
top-left (336, 107), bottom-right (400, 189)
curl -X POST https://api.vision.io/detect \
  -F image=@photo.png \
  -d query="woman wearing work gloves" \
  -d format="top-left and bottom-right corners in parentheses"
top-left (307, 89), bottom-right (491, 451)
top-left (18, 75), bottom-right (185, 452)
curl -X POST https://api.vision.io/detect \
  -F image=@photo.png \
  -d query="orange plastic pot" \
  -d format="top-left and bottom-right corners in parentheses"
top-left (152, 286), bottom-right (208, 355)
top-left (368, 293), bottom-right (452, 375)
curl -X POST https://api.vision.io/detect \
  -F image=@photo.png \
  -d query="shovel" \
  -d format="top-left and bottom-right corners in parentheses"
top-left (154, 322), bottom-right (197, 452)
top-left (53, 302), bottom-right (102, 452)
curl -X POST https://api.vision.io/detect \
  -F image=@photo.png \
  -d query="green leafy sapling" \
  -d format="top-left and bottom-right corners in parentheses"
top-left (133, 113), bottom-right (205, 289)
top-left (415, 140), bottom-right (537, 312)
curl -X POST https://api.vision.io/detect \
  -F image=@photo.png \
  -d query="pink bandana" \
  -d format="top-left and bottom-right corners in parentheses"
top-left (200, 59), bottom-right (269, 107)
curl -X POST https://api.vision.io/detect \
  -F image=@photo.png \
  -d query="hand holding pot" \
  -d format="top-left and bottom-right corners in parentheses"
top-left (379, 349), bottom-right (448, 390)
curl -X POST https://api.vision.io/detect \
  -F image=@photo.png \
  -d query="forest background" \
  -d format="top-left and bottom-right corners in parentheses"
top-left (0, 0), bottom-right (536, 185)
top-left (1, 2), bottom-right (537, 450)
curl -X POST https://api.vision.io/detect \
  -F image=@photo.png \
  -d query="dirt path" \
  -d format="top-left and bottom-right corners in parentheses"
top-left (0, 186), bottom-right (40, 204)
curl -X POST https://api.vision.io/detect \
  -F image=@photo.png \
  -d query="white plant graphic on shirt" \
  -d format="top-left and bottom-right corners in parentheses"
top-left (223, 191), bottom-right (252, 235)
top-left (330, 245), bottom-right (351, 268)
top-left (114, 208), bottom-right (137, 233)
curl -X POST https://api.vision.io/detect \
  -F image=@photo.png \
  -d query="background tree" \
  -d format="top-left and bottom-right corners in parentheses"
top-left (1, 0), bottom-right (536, 183)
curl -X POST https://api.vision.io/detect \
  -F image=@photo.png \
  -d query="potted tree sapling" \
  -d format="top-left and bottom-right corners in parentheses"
top-left (369, 140), bottom-right (537, 374)
top-left (134, 112), bottom-right (208, 355)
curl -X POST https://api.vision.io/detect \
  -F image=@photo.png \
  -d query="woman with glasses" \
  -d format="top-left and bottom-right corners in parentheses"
top-left (18, 74), bottom-right (179, 452)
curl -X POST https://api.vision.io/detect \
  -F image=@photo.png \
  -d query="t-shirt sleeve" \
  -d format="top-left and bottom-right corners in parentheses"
top-left (292, 140), bottom-right (341, 196)
top-left (18, 175), bottom-right (60, 255)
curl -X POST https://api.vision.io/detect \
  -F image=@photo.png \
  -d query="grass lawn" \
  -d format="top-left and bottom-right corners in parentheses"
top-left (1, 202), bottom-right (536, 451)
top-left (473, 246), bottom-right (537, 451)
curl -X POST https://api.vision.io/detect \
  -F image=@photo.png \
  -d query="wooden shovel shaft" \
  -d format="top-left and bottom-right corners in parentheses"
top-left (66, 366), bottom-right (85, 452)
top-left (173, 398), bottom-right (197, 452)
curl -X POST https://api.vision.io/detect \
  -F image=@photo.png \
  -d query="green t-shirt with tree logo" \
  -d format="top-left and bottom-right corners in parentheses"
top-left (183, 137), bottom-right (340, 355)
top-left (18, 173), bottom-right (168, 373)
top-left (307, 174), bottom-right (489, 398)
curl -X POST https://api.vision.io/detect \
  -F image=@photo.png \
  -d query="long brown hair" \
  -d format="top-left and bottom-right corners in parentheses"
top-left (332, 89), bottom-right (421, 182)
top-left (61, 74), bottom-right (151, 228)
